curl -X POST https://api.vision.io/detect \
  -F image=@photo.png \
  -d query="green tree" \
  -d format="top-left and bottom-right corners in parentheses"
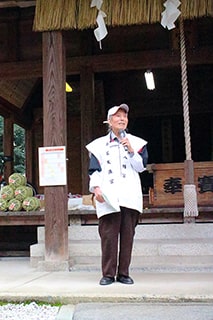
top-left (13, 124), bottom-right (25, 174)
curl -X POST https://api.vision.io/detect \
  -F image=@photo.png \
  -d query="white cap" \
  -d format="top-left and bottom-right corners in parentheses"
top-left (103, 103), bottom-right (129, 123)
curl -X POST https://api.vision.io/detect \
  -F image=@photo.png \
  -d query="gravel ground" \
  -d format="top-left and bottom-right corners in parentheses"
top-left (0, 302), bottom-right (59, 320)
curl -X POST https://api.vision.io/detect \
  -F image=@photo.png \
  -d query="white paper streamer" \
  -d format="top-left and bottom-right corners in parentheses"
top-left (161, 0), bottom-right (181, 30)
top-left (94, 11), bottom-right (108, 47)
top-left (90, 0), bottom-right (103, 10)
top-left (90, 0), bottom-right (108, 49)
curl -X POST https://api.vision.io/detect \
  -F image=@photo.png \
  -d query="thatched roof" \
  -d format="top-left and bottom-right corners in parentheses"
top-left (33, 0), bottom-right (213, 32)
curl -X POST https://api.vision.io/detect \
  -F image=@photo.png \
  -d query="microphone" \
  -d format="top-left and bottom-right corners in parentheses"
top-left (119, 130), bottom-right (128, 151)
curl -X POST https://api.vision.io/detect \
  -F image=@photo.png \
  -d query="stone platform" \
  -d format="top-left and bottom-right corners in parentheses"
top-left (30, 223), bottom-right (213, 271)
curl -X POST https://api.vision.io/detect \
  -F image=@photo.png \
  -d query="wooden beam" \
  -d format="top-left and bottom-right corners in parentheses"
top-left (0, 207), bottom-right (212, 226)
top-left (0, 46), bottom-right (212, 79)
top-left (42, 31), bottom-right (68, 263)
top-left (0, 1), bottom-right (35, 8)
top-left (0, 97), bottom-right (33, 128)
top-left (25, 128), bottom-right (33, 184)
top-left (7, 16), bottom-right (19, 61)
top-left (0, 102), bottom-right (11, 118)
top-left (3, 116), bottom-right (14, 182)
top-left (80, 66), bottom-right (95, 194)
top-left (0, 60), bottom-right (42, 79)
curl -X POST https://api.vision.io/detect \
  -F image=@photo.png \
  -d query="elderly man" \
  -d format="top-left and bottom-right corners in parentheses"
top-left (86, 103), bottom-right (148, 285)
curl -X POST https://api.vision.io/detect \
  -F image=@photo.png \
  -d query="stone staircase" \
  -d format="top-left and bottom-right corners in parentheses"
top-left (30, 223), bottom-right (213, 271)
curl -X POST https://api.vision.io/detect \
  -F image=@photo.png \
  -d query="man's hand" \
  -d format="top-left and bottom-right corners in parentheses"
top-left (94, 186), bottom-right (105, 203)
top-left (121, 136), bottom-right (134, 153)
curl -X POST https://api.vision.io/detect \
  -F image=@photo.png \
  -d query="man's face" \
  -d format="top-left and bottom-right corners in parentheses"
top-left (109, 109), bottom-right (128, 133)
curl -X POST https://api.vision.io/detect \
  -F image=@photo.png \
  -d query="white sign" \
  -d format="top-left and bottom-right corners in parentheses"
top-left (38, 146), bottom-right (67, 186)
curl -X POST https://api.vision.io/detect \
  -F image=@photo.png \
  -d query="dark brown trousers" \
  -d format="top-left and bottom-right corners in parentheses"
top-left (98, 206), bottom-right (139, 278)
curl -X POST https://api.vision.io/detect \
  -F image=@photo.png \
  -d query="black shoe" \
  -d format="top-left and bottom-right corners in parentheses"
top-left (116, 275), bottom-right (134, 284)
top-left (99, 276), bottom-right (115, 285)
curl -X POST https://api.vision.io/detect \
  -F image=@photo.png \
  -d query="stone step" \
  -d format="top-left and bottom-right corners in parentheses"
top-left (31, 238), bottom-right (213, 257)
top-left (31, 223), bottom-right (213, 269)
top-left (36, 224), bottom-right (213, 242)
top-left (67, 239), bottom-right (213, 259)
top-left (69, 255), bottom-right (213, 271)
top-left (30, 238), bottom-right (213, 269)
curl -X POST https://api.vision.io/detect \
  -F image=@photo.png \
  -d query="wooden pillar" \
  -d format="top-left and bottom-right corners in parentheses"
top-left (42, 31), bottom-right (68, 265)
top-left (211, 116), bottom-right (213, 160)
top-left (25, 129), bottom-right (33, 184)
top-left (3, 117), bottom-right (13, 181)
top-left (80, 66), bottom-right (95, 194)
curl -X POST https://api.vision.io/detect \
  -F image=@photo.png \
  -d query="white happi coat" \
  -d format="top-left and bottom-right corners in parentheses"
top-left (86, 132), bottom-right (147, 218)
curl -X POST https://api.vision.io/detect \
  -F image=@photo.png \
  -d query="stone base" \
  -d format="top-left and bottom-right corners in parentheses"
top-left (37, 260), bottom-right (69, 271)
top-left (31, 223), bottom-right (213, 271)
